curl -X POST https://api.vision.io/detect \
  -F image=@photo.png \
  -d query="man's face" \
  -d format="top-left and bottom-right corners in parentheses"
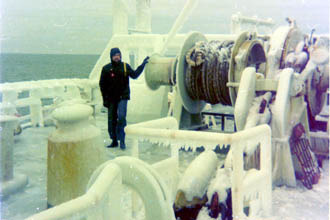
top-left (112, 53), bottom-right (121, 63)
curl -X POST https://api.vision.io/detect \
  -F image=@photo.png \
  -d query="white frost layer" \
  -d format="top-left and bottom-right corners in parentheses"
top-left (177, 150), bottom-right (218, 201)
top-left (52, 104), bottom-right (92, 122)
top-left (49, 104), bottom-right (99, 142)
top-left (196, 207), bottom-right (213, 220)
top-left (48, 123), bottom-right (101, 143)
top-left (128, 84), bottom-right (168, 123)
top-left (244, 92), bottom-right (272, 130)
top-left (244, 92), bottom-right (272, 156)
top-left (0, 115), bottom-right (18, 122)
top-left (206, 168), bottom-right (232, 204)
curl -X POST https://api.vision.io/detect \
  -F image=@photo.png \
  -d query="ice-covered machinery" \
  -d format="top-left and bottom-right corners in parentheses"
top-left (267, 22), bottom-right (329, 128)
top-left (145, 26), bottom-right (328, 130)
top-left (145, 22), bottom-right (329, 186)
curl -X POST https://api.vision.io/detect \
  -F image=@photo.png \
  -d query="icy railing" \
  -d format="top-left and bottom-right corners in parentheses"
top-left (0, 78), bottom-right (97, 127)
top-left (26, 162), bottom-right (123, 220)
top-left (26, 117), bottom-right (271, 220)
top-left (231, 12), bottom-right (275, 35)
top-left (125, 117), bottom-right (272, 219)
top-left (26, 156), bottom-right (176, 220)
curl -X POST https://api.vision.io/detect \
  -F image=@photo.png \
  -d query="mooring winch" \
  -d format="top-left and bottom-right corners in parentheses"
top-left (145, 31), bottom-right (267, 128)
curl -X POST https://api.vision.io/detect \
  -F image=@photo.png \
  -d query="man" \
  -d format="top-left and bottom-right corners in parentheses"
top-left (99, 47), bottom-right (149, 149)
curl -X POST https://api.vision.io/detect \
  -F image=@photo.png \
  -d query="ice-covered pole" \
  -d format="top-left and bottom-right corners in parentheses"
top-left (0, 116), bottom-right (28, 198)
top-left (0, 116), bottom-right (17, 182)
top-left (113, 0), bottom-right (129, 35)
top-left (160, 0), bottom-right (199, 55)
top-left (136, 0), bottom-right (151, 33)
top-left (231, 13), bottom-right (274, 34)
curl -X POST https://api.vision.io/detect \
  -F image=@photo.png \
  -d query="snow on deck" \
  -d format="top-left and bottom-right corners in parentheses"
top-left (1, 111), bottom-right (329, 220)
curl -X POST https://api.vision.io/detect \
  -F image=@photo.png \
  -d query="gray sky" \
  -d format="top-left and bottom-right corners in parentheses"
top-left (1, 0), bottom-right (329, 54)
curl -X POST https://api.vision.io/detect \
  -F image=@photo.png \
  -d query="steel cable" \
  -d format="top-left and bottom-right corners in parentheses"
top-left (185, 40), bottom-right (234, 105)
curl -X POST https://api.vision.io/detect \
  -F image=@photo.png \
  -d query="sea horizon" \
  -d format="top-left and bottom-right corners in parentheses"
top-left (0, 53), bottom-right (100, 83)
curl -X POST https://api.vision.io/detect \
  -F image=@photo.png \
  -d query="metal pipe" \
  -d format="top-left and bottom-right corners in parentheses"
top-left (126, 122), bottom-right (271, 146)
top-left (232, 13), bottom-right (274, 26)
top-left (128, 116), bottom-right (178, 130)
top-left (160, 0), bottom-right (199, 55)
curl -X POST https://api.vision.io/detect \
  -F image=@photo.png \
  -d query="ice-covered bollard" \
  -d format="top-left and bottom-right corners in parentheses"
top-left (47, 104), bottom-right (107, 207)
top-left (0, 115), bottom-right (28, 199)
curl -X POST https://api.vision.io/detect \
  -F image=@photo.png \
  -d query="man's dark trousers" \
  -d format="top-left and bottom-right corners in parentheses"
top-left (107, 99), bottom-right (128, 143)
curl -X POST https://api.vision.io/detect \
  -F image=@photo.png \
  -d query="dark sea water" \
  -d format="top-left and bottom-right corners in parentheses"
top-left (0, 53), bottom-right (99, 83)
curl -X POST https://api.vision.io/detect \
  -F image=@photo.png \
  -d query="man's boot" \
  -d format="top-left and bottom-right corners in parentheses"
top-left (107, 139), bottom-right (118, 148)
top-left (120, 140), bottom-right (126, 150)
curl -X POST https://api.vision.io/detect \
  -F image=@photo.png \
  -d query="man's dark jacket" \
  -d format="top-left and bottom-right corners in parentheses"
top-left (99, 48), bottom-right (145, 108)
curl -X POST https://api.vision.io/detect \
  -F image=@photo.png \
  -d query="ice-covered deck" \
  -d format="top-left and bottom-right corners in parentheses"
top-left (1, 110), bottom-right (329, 220)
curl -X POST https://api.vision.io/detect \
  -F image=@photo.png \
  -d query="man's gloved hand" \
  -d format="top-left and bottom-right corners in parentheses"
top-left (142, 56), bottom-right (150, 66)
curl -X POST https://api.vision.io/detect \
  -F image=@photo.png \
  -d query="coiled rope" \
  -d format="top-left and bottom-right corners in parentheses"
top-left (185, 40), bottom-right (234, 105)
